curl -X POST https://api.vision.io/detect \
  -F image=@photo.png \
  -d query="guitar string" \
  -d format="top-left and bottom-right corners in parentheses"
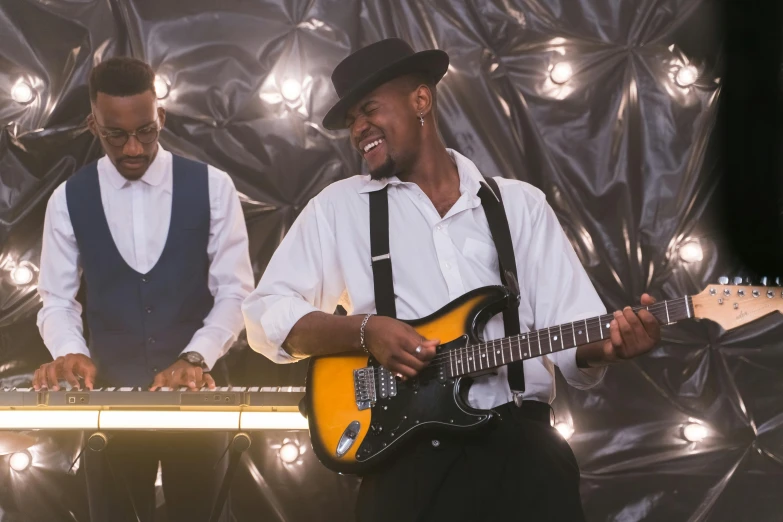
top-left (360, 298), bottom-right (692, 377)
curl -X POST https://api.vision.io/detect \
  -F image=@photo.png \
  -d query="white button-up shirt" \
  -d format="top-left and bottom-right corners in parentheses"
top-left (37, 147), bottom-right (255, 371)
top-left (243, 149), bottom-right (606, 409)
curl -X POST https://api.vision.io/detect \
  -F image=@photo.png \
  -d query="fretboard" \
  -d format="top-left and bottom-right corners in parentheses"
top-left (443, 296), bottom-right (693, 379)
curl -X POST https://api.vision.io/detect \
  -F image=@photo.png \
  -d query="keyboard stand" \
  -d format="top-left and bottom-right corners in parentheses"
top-left (209, 432), bottom-right (251, 522)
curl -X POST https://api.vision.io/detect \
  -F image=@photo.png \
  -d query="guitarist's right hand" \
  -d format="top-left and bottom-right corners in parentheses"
top-left (364, 316), bottom-right (439, 379)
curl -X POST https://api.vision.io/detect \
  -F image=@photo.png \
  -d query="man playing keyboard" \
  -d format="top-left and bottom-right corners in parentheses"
top-left (33, 57), bottom-right (254, 522)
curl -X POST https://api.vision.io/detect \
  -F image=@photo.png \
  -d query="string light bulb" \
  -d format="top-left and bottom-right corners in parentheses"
top-left (154, 75), bottom-right (170, 100)
top-left (678, 240), bottom-right (703, 263)
top-left (549, 62), bottom-right (573, 85)
top-left (554, 422), bottom-right (574, 440)
top-left (675, 65), bottom-right (698, 88)
top-left (279, 441), bottom-right (300, 463)
top-left (682, 422), bottom-right (709, 442)
top-left (10, 264), bottom-right (34, 285)
top-left (281, 78), bottom-right (302, 102)
top-left (9, 451), bottom-right (32, 472)
top-left (11, 80), bottom-right (35, 104)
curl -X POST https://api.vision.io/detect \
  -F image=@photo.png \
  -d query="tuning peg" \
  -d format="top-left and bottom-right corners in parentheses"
top-left (761, 276), bottom-right (769, 286)
top-left (718, 276), bottom-right (729, 285)
top-left (775, 277), bottom-right (781, 287)
top-left (733, 276), bottom-right (743, 285)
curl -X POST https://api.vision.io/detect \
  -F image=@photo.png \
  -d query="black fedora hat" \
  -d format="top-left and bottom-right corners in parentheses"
top-left (322, 38), bottom-right (449, 130)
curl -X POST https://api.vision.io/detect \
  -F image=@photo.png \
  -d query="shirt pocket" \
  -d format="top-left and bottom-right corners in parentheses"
top-left (461, 237), bottom-right (499, 272)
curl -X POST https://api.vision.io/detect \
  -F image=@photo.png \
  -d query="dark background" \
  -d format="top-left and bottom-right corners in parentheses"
top-left (1, 0), bottom-right (782, 521)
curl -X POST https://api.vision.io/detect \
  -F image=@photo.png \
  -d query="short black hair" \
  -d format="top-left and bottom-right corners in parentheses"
top-left (89, 57), bottom-right (155, 102)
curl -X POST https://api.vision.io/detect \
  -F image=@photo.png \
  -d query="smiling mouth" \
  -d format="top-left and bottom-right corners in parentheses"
top-left (362, 138), bottom-right (385, 156)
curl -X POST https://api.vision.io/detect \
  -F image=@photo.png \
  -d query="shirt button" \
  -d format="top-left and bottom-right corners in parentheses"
top-left (436, 225), bottom-right (442, 231)
top-left (147, 337), bottom-right (156, 344)
top-left (444, 262), bottom-right (451, 269)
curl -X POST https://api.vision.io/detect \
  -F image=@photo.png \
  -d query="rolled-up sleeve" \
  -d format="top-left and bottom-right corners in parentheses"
top-left (242, 196), bottom-right (344, 363)
top-left (521, 196), bottom-right (607, 390)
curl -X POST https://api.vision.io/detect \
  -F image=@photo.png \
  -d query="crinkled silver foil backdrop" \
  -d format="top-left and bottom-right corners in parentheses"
top-left (1, 1), bottom-right (781, 521)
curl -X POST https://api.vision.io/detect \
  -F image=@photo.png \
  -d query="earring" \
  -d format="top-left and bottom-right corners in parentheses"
top-left (418, 112), bottom-right (424, 127)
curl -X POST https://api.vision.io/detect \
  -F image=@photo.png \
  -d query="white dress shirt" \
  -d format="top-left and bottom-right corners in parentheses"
top-left (37, 147), bottom-right (255, 371)
top-left (243, 149), bottom-right (607, 409)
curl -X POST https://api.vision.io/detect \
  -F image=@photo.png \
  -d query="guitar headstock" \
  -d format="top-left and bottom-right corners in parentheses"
top-left (692, 277), bottom-right (783, 331)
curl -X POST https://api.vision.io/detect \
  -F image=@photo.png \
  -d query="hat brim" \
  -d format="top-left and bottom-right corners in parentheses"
top-left (322, 49), bottom-right (449, 131)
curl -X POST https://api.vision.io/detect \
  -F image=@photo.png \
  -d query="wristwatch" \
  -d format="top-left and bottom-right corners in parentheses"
top-left (178, 351), bottom-right (208, 370)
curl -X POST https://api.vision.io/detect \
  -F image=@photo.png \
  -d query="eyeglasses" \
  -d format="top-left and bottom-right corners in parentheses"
top-left (93, 116), bottom-right (160, 147)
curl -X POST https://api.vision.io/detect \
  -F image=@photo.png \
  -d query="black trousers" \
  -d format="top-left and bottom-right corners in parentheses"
top-left (356, 401), bottom-right (585, 522)
top-left (82, 431), bottom-right (231, 522)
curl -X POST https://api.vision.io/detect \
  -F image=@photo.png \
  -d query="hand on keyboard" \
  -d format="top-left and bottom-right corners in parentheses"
top-left (33, 353), bottom-right (97, 391)
top-left (149, 359), bottom-right (216, 391)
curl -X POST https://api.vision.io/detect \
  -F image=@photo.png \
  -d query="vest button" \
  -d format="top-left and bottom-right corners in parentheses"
top-left (146, 307), bottom-right (153, 314)
top-left (147, 337), bottom-right (156, 344)
top-left (141, 276), bottom-right (148, 283)
top-left (152, 367), bottom-right (158, 373)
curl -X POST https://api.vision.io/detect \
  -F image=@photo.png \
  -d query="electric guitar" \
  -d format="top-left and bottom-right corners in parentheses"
top-left (304, 281), bottom-right (783, 474)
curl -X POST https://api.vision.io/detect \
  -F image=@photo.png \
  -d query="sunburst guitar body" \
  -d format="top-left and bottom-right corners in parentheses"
top-left (304, 281), bottom-right (783, 474)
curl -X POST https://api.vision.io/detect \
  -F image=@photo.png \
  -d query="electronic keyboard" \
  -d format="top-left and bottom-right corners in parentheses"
top-left (0, 386), bottom-right (307, 430)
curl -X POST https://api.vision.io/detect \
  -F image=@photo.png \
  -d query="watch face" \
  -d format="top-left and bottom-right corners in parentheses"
top-left (184, 352), bottom-right (204, 365)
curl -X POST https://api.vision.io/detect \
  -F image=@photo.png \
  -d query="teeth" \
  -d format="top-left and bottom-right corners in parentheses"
top-left (363, 139), bottom-right (383, 153)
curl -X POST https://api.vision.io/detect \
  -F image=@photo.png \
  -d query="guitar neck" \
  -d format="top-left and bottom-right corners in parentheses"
top-left (446, 296), bottom-right (694, 378)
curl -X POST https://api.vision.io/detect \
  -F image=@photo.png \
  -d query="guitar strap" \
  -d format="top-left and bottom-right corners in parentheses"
top-left (368, 177), bottom-right (525, 392)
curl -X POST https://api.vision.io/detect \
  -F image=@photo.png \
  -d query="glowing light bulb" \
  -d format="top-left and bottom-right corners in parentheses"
top-left (281, 79), bottom-right (302, 102)
top-left (279, 442), bottom-right (300, 463)
top-left (154, 75), bottom-right (170, 99)
top-left (675, 65), bottom-right (698, 87)
top-left (678, 240), bottom-right (703, 263)
top-left (682, 422), bottom-right (709, 442)
top-left (10, 264), bottom-right (34, 285)
top-left (549, 62), bottom-right (573, 85)
top-left (554, 422), bottom-right (574, 440)
top-left (11, 81), bottom-right (35, 104)
top-left (9, 451), bottom-right (31, 471)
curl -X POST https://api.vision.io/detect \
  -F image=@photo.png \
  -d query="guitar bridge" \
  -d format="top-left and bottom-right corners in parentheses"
top-left (353, 367), bottom-right (377, 410)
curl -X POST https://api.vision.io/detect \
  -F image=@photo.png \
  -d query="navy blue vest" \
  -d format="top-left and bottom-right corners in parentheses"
top-left (65, 155), bottom-right (214, 386)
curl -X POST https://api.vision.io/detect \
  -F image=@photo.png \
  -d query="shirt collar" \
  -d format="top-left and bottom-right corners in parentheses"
top-left (357, 148), bottom-right (498, 202)
top-left (99, 146), bottom-right (171, 190)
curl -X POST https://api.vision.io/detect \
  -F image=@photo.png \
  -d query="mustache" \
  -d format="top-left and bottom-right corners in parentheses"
top-left (118, 156), bottom-right (149, 163)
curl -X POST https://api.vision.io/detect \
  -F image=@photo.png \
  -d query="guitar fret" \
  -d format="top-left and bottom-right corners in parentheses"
top-left (479, 341), bottom-right (484, 369)
top-left (449, 349), bottom-right (454, 377)
top-left (599, 317), bottom-right (604, 339)
top-left (664, 302), bottom-right (670, 324)
top-left (584, 319), bottom-right (590, 343)
top-left (518, 336), bottom-right (523, 360)
top-left (548, 327), bottom-right (553, 352)
top-left (571, 322), bottom-right (577, 346)
top-left (559, 325), bottom-right (564, 350)
top-left (537, 332), bottom-right (542, 355)
top-left (685, 296), bottom-right (690, 318)
top-left (501, 339), bottom-right (506, 364)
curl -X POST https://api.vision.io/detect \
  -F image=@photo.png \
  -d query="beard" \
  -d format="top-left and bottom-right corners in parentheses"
top-left (369, 154), bottom-right (397, 181)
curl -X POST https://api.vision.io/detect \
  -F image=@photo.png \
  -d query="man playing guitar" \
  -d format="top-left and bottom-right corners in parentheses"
top-left (243, 39), bottom-right (661, 522)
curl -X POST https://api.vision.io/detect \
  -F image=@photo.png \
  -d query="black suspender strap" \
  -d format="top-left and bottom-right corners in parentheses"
top-left (369, 187), bottom-right (397, 318)
top-left (478, 177), bottom-right (525, 392)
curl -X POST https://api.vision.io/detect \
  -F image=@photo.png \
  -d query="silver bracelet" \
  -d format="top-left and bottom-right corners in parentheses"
top-left (360, 313), bottom-right (373, 354)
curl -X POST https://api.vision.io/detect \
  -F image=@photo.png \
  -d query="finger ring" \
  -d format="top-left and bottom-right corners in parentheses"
top-left (415, 346), bottom-right (422, 354)
top-left (395, 372), bottom-right (403, 379)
